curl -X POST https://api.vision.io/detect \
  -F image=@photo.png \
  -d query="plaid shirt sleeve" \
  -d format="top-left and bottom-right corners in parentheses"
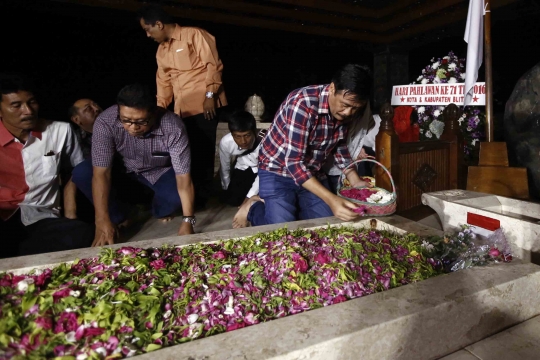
top-left (91, 115), bottom-right (116, 168)
top-left (282, 100), bottom-right (315, 186)
top-left (333, 138), bottom-right (353, 171)
top-left (168, 117), bottom-right (191, 175)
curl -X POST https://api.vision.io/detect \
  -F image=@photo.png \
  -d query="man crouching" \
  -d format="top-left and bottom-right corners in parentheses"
top-left (75, 84), bottom-right (196, 247)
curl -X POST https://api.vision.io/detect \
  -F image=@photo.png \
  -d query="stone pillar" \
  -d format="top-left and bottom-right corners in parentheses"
top-left (373, 46), bottom-right (409, 110)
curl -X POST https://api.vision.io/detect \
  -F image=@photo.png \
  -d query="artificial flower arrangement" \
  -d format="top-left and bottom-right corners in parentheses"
top-left (421, 225), bottom-right (512, 273)
top-left (0, 224), bottom-right (511, 359)
top-left (413, 51), bottom-right (486, 160)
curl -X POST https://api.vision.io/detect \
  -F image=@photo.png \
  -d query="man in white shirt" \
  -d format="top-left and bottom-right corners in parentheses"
top-left (323, 102), bottom-right (381, 193)
top-left (219, 111), bottom-right (265, 208)
top-left (0, 74), bottom-right (94, 257)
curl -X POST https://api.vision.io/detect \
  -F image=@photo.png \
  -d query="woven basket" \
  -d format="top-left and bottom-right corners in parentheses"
top-left (337, 157), bottom-right (397, 216)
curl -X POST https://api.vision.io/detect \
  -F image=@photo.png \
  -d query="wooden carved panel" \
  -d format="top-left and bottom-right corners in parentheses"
top-left (397, 148), bottom-right (449, 212)
top-left (413, 164), bottom-right (438, 192)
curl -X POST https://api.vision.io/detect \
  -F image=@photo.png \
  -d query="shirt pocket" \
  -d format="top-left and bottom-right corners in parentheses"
top-left (150, 154), bottom-right (172, 168)
top-left (174, 44), bottom-right (197, 71)
top-left (42, 153), bottom-right (60, 177)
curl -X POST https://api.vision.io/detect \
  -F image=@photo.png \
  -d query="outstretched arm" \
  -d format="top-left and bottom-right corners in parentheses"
top-left (63, 178), bottom-right (78, 219)
top-left (176, 173), bottom-right (195, 236)
top-left (301, 177), bottom-right (359, 222)
top-left (92, 166), bottom-right (117, 247)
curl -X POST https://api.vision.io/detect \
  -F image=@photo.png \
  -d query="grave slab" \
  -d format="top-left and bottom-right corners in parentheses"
top-left (2, 215), bottom-right (539, 360)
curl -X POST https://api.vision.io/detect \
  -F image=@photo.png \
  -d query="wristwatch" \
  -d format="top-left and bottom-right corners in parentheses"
top-left (205, 91), bottom-right (214, 99)
top-left (182, 216), bottom-right (196, 226)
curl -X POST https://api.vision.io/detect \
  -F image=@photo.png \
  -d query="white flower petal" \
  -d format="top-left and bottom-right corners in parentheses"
top-left (224, 307), bottom-right (235, 315)
top-left (65, 331), bottom-right (76, 343)
top-left (187, 313), bottom-right (198, 324)
top-left (95, 347), bottom-right (107, 356)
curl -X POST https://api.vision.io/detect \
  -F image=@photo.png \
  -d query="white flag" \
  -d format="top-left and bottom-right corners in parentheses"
top-left (463, 0), bottom-right (485, 106)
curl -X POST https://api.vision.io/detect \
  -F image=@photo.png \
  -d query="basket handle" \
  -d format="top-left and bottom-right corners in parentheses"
top-left (338, 156), bottom-right (397, 197)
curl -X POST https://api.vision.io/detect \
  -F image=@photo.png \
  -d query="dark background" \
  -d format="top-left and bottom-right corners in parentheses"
top-left (1, 0), bottom-right (539, 128)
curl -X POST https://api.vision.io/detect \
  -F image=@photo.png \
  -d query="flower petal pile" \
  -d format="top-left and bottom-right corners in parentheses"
top-left (0, 226), bottom-right (440, 359)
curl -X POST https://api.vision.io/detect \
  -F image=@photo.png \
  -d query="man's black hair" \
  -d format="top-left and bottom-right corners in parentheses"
top-left (138, 5), bottom-right (173, 26)
top-left (117, 84), bottom-right (157, 112)
top-left (228, 110), bottom-right (257, 133)
top-left (331, 64), bottom-right (373, 101)
top-left (0, 73), bottom-right (36, 100)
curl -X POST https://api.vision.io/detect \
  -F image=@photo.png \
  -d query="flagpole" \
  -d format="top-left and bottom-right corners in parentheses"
top-left (484, 0), bottom-right (494, 142)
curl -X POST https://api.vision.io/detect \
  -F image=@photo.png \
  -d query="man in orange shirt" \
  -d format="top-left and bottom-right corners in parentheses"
top-left (138, 5), bottom-right (227, 209)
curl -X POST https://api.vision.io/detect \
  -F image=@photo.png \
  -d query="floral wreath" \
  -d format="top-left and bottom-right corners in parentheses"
top-left (412, 51), bottom-right (485, 159)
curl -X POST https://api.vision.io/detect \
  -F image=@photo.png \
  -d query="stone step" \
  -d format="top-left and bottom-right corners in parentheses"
top-left (440, 315), bottom-right (540, 360)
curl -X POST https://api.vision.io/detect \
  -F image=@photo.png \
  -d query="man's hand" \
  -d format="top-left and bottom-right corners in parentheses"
top-left (203, 98), bottom-right (216, 120)
top-left (92, 219), bottom-right (118, 247)
top-left (178, 221), bottom-right (195, 236)
top-left (328, 195), bottom-right (360, 222)
top-left (356, 148), bottom-right (369, 160)
top-left (349, 179), bottom-right (372, 188)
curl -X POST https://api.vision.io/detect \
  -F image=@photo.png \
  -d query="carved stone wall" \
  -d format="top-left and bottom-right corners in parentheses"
top-left (504, 62), bottom-right (540, 200)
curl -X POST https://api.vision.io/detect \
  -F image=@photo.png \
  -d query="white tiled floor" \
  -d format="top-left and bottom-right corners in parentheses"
top-left (121, 202), bottom-right (445, 244)
top-left (120, 196), bottom-right (239, 243)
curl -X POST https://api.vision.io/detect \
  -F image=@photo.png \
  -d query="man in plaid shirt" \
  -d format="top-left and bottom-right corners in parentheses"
top-left (238, 64), bottom-right (373, 226)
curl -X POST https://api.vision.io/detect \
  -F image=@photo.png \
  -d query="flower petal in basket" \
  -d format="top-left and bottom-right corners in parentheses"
top-left (337, 157), bottom-right (397, 217)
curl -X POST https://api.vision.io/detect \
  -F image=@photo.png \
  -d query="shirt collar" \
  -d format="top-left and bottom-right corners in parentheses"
top-left (31, 131), bottom-right (42, 140)
top-left (0, 121), bottom-right (12, 146)
top-left (149, 124), bottom-right (163, 136)
top-left (318, 84), bottom-right (331, 115)
top-left (170, 24), bottom-right (182, 41)
top-left (0, 120), bottom-right (41, 146)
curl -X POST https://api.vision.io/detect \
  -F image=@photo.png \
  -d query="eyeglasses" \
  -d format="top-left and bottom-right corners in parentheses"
top-left (120, 119), bottom-right (150, 127)
top-left (117, 112), bottom-right (150, 127)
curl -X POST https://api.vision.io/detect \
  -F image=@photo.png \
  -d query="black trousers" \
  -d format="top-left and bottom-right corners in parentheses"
top-left (0, 210), bottom-right (95, 258)
top-left (183, 112), bottom-right (220, 206)
top-left (223, 167), bottom-right (258, 207)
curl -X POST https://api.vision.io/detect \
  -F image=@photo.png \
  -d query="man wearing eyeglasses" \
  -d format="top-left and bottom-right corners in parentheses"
top-left (72, 84), bottom-right (196, 247)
